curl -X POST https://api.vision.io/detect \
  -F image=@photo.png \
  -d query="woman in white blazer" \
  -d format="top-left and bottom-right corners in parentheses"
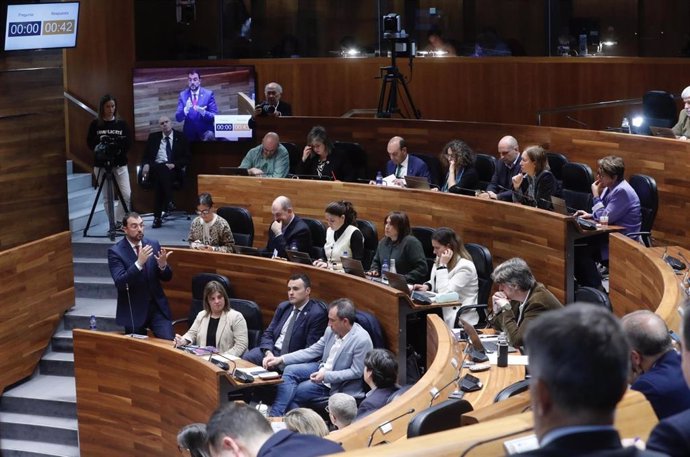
top-left (174, 281), bottom-right (248, 357)
top-left (413, 227), bottom-right (479, 327)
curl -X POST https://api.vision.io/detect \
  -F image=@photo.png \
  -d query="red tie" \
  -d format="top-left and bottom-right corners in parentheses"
top-left (192, 93), bottom-right (198, 106)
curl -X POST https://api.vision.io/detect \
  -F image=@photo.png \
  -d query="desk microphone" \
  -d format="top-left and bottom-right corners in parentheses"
top-left (208, 353), bottom-right (255, 383)
top-left (125, 283), bottom-right (148, 339)
top-left (366, 408), bottom-right (416, 447)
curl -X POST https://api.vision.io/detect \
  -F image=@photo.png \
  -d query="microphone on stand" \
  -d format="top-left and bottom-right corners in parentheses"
top-left (126, 283), bottom-right (147, 339)
top-left (209, 352), bottom-right (255, 383)
top-left (366, 408), bottom-right (416, 447)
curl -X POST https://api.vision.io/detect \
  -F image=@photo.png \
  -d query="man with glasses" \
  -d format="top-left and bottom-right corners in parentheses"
top-left (254, 82), bottom-right (292, 118)
top-left (107, 212), bottom-right (174, 339)
top-left (239, 132), bottom-right (290, 178)
top-left (141, 115), bottom-right (190, 229)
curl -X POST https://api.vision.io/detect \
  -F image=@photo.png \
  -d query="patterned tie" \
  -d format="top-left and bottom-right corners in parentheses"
top-left (281, 308), bottom-right (299, 355)
top-left (165, 136), bottom-right (172, 161)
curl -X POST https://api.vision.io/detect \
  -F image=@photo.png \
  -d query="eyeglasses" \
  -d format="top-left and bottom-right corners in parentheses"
top-left (195, 209), bottom-right (211, 216)
top-left (325, 405), bottom-right (330, 413)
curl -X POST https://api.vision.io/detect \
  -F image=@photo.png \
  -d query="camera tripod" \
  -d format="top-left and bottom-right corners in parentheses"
top-left (376, 39), bottom-right (421, 119)
top-left (83, 164), bottom-right (129, 241)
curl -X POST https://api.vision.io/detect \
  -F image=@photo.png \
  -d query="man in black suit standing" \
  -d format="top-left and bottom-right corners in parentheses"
top-left (518, 304), bottom-right (665, 457)
top-left (142, 115), bottom-right (190, 228)
top-left (264, 195), bottom-right (311, 258)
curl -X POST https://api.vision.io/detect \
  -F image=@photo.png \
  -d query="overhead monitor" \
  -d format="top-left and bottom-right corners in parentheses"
top-left (4, 2), bottom-right (80, 51)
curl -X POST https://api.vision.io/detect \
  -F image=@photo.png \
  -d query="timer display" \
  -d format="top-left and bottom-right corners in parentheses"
top-left (7, 21), bottom-right (41, 37)
top-left (43, 20), bottom-right (76, 36)
top-left (4, 3), bottom-right (80, 51)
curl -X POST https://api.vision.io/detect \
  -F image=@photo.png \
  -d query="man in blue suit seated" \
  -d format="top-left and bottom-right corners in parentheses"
top-left (265, 298), bottom-right (373, 417)
top-left (242, 273), bottom-right (327, 370)
top-left (384, 136), bottom-right (431, 187)
top-left (264, 195), bottom-right (312, 258)
top-left (647, 306), bottom-right (690, 456)
top-left (479, 135), bottom-right (522, 201)
top-left (175, 69), bottom-right (218, 142)
top-left (207, 402), bottom-right (343, 457)
top-left (107, 212), bottom-right (174, 339)
top-left (517, 304), bottom-right (665, 456)
top-left (622, 310), bottom-right (690, 419)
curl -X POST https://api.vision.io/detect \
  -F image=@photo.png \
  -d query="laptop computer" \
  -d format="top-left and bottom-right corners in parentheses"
top-left (218, 167), bottom-right (250, 176)
top-left (404, 175), bottom-right (431, 190)
top-left (650, 126), bottom-right (676, 139)
top-left (551, 196), bottom-right (597, 230)
top-left (285, 250), bottom-right (313, 265)
top-left (341, 257), bottom-right (368, 278)
top-left (234, 245), bottom-right (260, 256)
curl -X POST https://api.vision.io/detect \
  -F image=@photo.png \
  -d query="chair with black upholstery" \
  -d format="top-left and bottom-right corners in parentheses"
top-left (561, 162), bottom-right (595, 212)
top-left (216, 206), bottom-right (255, 247)
top-left (494, 379), bottom-right (530, 402)
top-left (573, 286), bottom-right (612, 311)
top-left (282, 142), bottom-right (301, 175)
top-left (464, 243), bottom-right (493, 326)
top-left (642, 90), bottom-right (678, 133)
top-left (172, 273), bottom-right (233, 330)
top-left (334, 141), bottom-right (368, 182)
top-left (546, 152), bottom-right (568, 194)
top-left (411, 226), bottom-right (435, 274)
top-left (356, 219), bottom-right (379, 271)
top-left (229, 298), bottom-right (263, 350)
top-left (627, 174), bottom-right (659, 247)
top-left (301, 217), bottom-right (326, 260)
top-left (474, 154), bottom-right (496, 191)
top-left (406, 399), bottom-right (473, 438)
top-left (355, 309), bottom-right (386, 349)
top-left (411, 153), bottom-right (442, 188)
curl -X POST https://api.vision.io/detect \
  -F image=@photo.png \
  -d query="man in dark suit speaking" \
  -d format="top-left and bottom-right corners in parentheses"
top-left (242, 273), bottom-right (327, 369)
top-left (142, 116), bottom-right (190, 228)
top-left (175, 69), bottom-right (218, 142)
top-left (107, 212), bottom-right (174, 339)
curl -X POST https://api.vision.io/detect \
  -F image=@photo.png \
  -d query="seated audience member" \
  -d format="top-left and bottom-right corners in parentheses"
top-left (384, 136), bottom-right (431, 186)
top-left (573, 156), bottom-right (641, 288)
top-left (265, 298), bottom-right (373, 417)
top-left (511, 145), bottom-right (556, 210)
top-left (177, 423), bottom-right (210, 457)
top-left (187, 193), bottom-right (236, 253)
top-left (239, 132), bottom-right (290, 178)
top-left (672, 85), bottom-right (690, 140)
top-left (284, 408), bottom-right (329, 437)
top-left (242, 273), bottom-right (328, 369)
top-left (329, 393), bottom-right (358, 429)
top-left (312, 201), bottom-right (364, 270)
top-left (254, 82), bottom-right (292, 118)
top-left (206, 403), bottom-right (343, 457)
top-left (489, 258), bottom-right (562, 348)
top-left (264, 195), bottom-right (312, 258)
top-left (480, 135), bottom-right (522, 201)
top-left (141, 115), bottom-right (190, 229)
top-left (519, 304), bottom-right (664, 457)
top-left (438, 139), bottom-right (479, 194)
top-left (356, 349), bottom-right (399, 420)
top-left (621, 310), bottom-right (690, 419)
top-left (240, 132), bottom-right (290, 178)
top-left (297, 126), bottom-right (354, 181)
top-left (425, 29), bottom-right (457, 56)
top-left (413, 228), bottom-right (479, 326)
top-left (174, 281), bottom-right (248, 358)
top-left (367, 211), bottom-right (428, 284)
top-left (647, 306), bottom-right (690, 456)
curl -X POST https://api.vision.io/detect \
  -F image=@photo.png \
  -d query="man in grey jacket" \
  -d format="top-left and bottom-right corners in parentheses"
top-left (266, 298), bottom-right (373, 417)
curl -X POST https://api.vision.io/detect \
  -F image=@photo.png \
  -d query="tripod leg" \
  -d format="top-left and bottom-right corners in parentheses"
top-left (398, 76), bottom-right (421, 119)
top-left (386, 74), bottom-right (400, 117)
top-left (83, 169), bottom-right (108, 237)
top-left (377, 74), bottom-right (391, 117)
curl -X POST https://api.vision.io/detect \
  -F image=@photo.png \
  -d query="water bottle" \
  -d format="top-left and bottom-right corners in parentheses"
top-left (341, 250), bottom-right (349, 259)
top-left (578, 34), bottom-right (588, 55)
top-left (497, 332), bottom-right (508, 367)
top-left (89, 315), bottom-right (97, 330)
top-left (381, 260), bottom-right (389, 284)
top-left (621, 117), bottom-right (630, 134)
top-left (375, 171), bottom-right (383, 186)
top-left (389, 258), bottom-right (397, 274)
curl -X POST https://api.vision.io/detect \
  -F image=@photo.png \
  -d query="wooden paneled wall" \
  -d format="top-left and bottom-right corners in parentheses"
top-left (0, 50), bottom-right (68, 251)
top-left (0, 232), bottom-right (74, 393)
top-left (255, 116), bottom-right (690, 248)
top-left (197, 175), bottom-right (570, 302)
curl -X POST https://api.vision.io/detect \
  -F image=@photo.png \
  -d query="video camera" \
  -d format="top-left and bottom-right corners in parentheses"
top-left (94, 136), bottom-right (122, 166)
top-left (256, 102), bottom-right (276, 115)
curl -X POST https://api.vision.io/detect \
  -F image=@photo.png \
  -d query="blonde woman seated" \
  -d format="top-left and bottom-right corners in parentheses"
top-left (413, 228), bottom-right (479, 326)
top-left (188, 193), bottom-right (236, 253)
top-left (312, 201), bottom-right (364, 270)
top-left (283, 408), bottom-right (329, 437)
top-left (174, 281), bottom-right (248, 357)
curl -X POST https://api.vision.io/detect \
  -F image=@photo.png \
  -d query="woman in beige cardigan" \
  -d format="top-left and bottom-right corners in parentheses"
top-left (174, 281), bottom-right (248, 357)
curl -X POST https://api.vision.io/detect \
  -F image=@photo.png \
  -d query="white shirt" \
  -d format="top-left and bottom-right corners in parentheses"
top-left (274, 301), bottom-right (307, 351)
top-left (155, 131), bottom-right (174, 163)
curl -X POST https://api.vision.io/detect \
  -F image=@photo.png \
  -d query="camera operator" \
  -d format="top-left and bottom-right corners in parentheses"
top-left (254, 82), bottom-right (292, 117)
top-left (86, 94), bottom-right (133, 231)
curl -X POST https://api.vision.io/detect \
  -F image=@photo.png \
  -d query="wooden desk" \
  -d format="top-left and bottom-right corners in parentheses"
top-left (198, 176), bottom-right (582, 301)
top-left (609, 233), bottom-right (683, 332)
top-left (333, 389), bottom-right (657, 457)
top-left (74, 330), bottom-right (231, 456)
